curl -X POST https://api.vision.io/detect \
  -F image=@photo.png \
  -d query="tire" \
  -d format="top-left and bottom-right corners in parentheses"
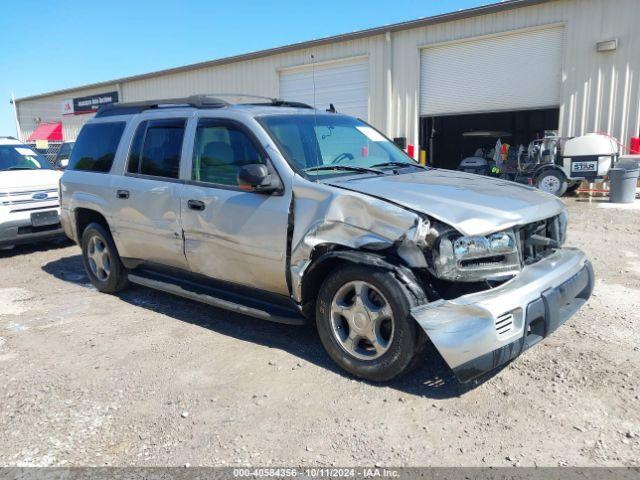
top-left (316, 264), bottom-right (421, 382)
top-left (536, 170), bottom-right (568, 196)
top-left (80, 222), bottom-right (129, 293)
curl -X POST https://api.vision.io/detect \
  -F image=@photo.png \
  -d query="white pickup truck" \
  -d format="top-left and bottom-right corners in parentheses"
top-left (0, 137), bottom-right (63, 250)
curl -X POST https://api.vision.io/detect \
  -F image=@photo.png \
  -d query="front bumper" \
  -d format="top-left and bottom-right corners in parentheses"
top-left (0, 207), bottom-right (63, 246)
top-left (412, 248), bottom-right (594, 383)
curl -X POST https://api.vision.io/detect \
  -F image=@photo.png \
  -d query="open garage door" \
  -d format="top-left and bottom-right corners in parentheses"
top-left (279, 57), bottom-right (369, 120)
top-left (420, 108), bottom-right (559, 170)
top-left (420, 25), bottom-right (564, 116)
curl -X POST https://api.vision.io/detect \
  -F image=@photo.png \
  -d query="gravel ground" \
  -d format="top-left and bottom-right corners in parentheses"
top-left (0, 197), bottom-right (639, 467)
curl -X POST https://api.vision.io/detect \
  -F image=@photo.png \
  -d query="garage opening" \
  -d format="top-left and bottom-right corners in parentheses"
top-left (419, 107), bottom-right (559, 169)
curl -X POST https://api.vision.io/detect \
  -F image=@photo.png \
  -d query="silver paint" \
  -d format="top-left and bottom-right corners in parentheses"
top-left (411, 248), bottom-right (588, 369)
top-left (327, 169), bottom-right (566, 237)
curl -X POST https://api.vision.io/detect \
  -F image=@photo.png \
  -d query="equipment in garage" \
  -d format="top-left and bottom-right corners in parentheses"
top-left (455, 132), bottom-right (619, 196)
top-left (533, 133), bottom-right (618, 196)
top-left (421, 108), bottom-right (559, 169)
top-left (457, 131), bottom-right (512, 176)
top-left (515, 133), bottom-right (617, 196)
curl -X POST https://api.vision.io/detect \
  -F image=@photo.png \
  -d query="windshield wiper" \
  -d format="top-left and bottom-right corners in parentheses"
top-left (305, 165), bottom-right (385, 175)
top-left (370, 161), bottom-right (428, 170)
top-left (4, 167), bottom-right (35, 171)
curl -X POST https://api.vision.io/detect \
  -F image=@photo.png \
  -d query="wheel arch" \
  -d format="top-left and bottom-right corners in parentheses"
top-left (74, 208), bottom-right (110, 243)
top-left (299, 247), bottom-right (428, 319)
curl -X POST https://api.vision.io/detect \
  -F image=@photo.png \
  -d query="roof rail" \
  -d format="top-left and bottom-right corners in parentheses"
top-left (202, 93), bottom-right (313, 109)
top-left (95, 93), bottom-right (315, 117)
top-left (95, 95), bottom-right (230, 117)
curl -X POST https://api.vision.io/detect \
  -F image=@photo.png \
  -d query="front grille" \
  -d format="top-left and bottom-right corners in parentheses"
top-left (518, 215), bottom-right (562, 266)
top-left (1, 189), bottom-right (59, 211)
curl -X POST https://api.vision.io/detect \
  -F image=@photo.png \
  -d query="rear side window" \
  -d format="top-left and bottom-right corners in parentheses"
top-left (68, 122), bottom-right (125, 172)
top-left (127, 119), bottom-right (186, 179)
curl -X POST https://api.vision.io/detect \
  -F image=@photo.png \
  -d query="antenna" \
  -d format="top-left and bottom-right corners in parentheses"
top-left (311, 53), bottom-right (320, 181)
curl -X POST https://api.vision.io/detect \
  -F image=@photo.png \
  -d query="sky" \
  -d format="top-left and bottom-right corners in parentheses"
top-left (0, 0), bottom-right (489, 137)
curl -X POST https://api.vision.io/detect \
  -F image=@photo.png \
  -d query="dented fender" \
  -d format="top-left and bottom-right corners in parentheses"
top-left (289, 176), bottom-right (429, 303)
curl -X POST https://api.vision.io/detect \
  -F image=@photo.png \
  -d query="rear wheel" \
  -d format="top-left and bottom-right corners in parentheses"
top-left (81, 223), bottom-right (129, 293)
top-left (536, 170), bottom-right (568, 196)
top-left (316, 265), bottom-right (421, 382)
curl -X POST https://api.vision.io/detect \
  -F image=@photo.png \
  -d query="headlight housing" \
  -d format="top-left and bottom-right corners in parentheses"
top-left (557, 209), bottom-right (568, 245)
top-left (433, 230), bottom-right (521, 282)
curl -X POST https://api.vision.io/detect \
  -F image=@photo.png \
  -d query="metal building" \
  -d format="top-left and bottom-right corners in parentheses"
top-left (13, 0), bottom-right (640, 167)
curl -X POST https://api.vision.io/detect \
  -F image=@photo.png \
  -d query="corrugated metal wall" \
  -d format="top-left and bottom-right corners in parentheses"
top-left (121, 35), bottom-right (387, 126)
top-left (15, 0), bottom-right (640, 154)
top-left (16, 84), bottom-right (120, 141)
top-left (390, 0), bottom-right (640, 150)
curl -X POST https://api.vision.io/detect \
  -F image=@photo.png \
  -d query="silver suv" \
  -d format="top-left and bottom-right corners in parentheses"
top-left (60, 95), bottom-right (594, 383)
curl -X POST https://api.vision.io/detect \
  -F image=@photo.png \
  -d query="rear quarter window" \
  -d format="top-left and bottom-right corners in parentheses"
top-left (68, 122), bottom-right (126, 172)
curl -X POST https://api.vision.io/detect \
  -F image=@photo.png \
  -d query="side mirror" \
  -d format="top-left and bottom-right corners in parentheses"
top-left (237, 164), bottom-right (279, 193)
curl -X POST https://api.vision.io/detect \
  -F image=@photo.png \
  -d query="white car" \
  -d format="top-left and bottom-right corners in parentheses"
top-left (0, 137), bottom-right (63, 250)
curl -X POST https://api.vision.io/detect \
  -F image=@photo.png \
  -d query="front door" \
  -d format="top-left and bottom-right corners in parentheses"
top-left (180, 118), bottom-right (291, 295)
top-left (110, 117), bottom-right (188, 269)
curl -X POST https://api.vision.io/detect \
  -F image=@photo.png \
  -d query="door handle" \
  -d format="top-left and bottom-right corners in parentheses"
top-left (187, 199), bottom-right (206, 211)
top-left (117, 190), bottom-right (130, 199)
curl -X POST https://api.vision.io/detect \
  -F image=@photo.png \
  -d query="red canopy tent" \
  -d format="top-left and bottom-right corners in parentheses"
top-left (27, 122), bottom-right (63, 142)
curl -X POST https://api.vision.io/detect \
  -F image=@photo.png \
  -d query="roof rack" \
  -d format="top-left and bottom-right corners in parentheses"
top-left (95, 93), bottom-right (314, 117)
top-left (206, 93), bottom-right (313, 109)
top-left (95, 95), bottom-right (230, 117)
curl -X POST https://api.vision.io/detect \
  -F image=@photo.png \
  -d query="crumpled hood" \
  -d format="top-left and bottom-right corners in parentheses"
top-left (327, 169), bottom-right (565, 236)
top-left (0, 169), bottom-right (62, 192)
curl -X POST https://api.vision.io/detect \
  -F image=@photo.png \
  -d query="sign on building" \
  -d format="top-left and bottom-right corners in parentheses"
top-left (61, 91), bottom-right (119, 115)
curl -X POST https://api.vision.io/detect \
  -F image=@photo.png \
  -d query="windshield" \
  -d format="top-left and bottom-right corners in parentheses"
top-left (259, 114), bottom-right (417, 177)
top-left (0, 145), bottom-right (52, 171)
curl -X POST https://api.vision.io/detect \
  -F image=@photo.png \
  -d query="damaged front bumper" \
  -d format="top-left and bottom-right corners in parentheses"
top-left (412, 248), bottom-right (594, 383)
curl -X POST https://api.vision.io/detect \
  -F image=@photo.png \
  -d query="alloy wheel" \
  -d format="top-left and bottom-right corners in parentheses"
top-left (87, 235), bottom-right (112, 282)
top-left (330, 280), bottom-right (395, 360)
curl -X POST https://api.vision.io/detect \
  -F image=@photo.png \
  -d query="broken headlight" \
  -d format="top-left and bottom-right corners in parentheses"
top-left (432, 230), bottom-right (521, 282)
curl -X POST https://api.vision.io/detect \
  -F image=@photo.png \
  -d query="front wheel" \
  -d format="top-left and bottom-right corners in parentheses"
top-left (536, 170), bottom-right (568, 196)
top-left (81, 222), bottom-right (129, 293)
top-left (316, 265), bottom-right (421, 382)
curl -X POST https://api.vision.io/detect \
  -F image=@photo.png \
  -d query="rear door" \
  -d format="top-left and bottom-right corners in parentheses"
top-left (179, 117), bottom-right (291, 295)
top-left (110, 117), bottom-right (188, 269)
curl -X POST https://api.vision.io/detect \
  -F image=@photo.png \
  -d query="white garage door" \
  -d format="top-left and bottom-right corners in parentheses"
top-left (420, 26), bottom-right (564, 116)
top-left (279, 58), bottom-right (369, 120)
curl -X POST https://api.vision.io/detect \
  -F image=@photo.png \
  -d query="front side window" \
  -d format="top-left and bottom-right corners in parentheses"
top-left (192, 120), bottom-right (265, 186)
top-left (68, 122), bottom-right (125, 172)
top-left (0, 144), bottom-right (52, 171)
top-left (127, 119), bottom-right (185, 179)
top-left (259, 114), bottom-right (416, 177)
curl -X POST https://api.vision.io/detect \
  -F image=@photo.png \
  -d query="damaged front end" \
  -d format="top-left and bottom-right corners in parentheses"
top-left (289, 178), bottom-right (433, 304)
top-left (290, 178), bottom-right (593, 383)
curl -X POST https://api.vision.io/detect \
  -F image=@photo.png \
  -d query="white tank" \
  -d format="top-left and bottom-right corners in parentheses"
top-left (562, 133), bottom-right (618, 157)
top-left (561, 133), bottom-right (619, 179)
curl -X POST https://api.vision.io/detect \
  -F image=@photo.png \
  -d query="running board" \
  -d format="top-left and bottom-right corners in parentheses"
top-left (127, 271), bottom-right (305, 325)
